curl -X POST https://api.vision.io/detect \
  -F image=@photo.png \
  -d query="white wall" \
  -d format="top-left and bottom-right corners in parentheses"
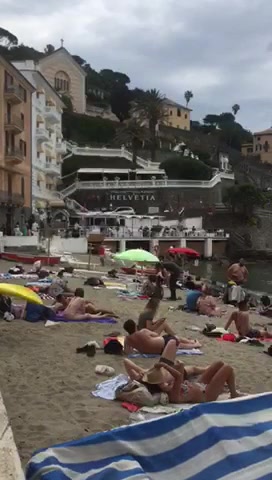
top-left (3, 236), bottom-right (39, 248)
top-left (182, 217), bottom-right (203, 230)
top-left (50, 236), bottom-right (88, 254)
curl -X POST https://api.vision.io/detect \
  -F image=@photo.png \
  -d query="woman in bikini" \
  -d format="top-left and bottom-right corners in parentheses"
top-left (124, 340), bottom-right (242, 403)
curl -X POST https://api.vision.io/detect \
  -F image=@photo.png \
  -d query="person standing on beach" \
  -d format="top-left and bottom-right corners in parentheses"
top-left (227, 258), bottom-right (249, 285)
top-left (157, 261), bottom-right (182, 301)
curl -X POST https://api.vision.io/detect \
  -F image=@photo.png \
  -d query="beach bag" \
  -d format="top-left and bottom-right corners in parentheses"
top-left (115, 381), bottom-right (158, 407)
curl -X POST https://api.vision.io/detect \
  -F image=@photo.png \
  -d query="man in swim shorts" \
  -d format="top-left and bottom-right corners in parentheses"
top-left (123, 319), bottom-right (200, 355)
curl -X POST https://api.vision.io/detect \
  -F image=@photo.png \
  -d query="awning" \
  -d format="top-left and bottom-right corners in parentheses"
top-left (37, 172), bottom-right (45, 182)
top-left (49, 200), bottom-right (65, 208)
top-left (46, 176), bottom-right (54, 185)
top-left (35, 200), bottom-right (46, 208)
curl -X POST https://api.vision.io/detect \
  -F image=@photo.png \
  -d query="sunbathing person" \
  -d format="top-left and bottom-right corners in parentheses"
top-left (63, 288), bottom-right (108, 321)
top-left (224, 299), bottom-right (272, 338)
top-left (124, 319), bottom-right (201, 355)
top-left (138, 297), bottom-right (176, 336)
top-left (197, 285), bottom-right (222, 317)
top-left (124, 340), bottom-right (242, 403)
top-left (52, 294), bottom-right (69, 312)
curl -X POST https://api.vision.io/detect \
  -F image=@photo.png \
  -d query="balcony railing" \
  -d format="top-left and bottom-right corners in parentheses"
top-left (5, 147), bottom-right (25, 163)
top-left (4, 114), bottom-right (24, 132)
top-left (0, 191), bottom-right (24, 206)
top-left (45, 162), bottom-right (61, 175)
top-left (4, 84), bottom-right (24, 103)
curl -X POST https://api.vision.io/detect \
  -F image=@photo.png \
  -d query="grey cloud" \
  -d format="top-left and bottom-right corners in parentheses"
top-left (2, 0), bottom-right (272, 130)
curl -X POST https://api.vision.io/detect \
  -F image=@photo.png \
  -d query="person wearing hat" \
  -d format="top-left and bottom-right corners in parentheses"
top-left (125, 339), bottom-right (243, 403)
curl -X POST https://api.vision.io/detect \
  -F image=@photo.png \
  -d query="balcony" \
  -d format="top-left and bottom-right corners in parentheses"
top-left (4, 84), bottom-right (24, 104)
top-left (45, 161), bottom-right (61, 176)
top-left (45, 106), bottom-right (60, 124)
top-left (4, 114), bottom-right (24, 134)
top-left (36, 126), bottom-right (49, 142)
top-left (56, 140), bottom-right (67, 154)
top-left (5, 147), bottom-right (25, 165)
top-left (0, 191), bottom-right (24, 206)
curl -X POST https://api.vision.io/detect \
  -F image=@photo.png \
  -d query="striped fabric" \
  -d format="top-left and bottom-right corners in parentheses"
top-left (26, 393), bottom-right (272, 480)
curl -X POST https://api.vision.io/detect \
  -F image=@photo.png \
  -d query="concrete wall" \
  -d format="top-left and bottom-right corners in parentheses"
top-left (3, 236), bottom-right (39, 248)
top-left (50, 236), bottom-right (88, 254)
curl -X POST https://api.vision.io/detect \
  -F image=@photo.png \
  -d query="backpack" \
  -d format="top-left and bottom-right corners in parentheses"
top-left (104, 338), bottom-right (123, 355)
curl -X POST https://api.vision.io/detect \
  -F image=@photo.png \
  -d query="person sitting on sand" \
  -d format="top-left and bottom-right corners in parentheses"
top-left (141, 275), bottom-right (157, 297)
top-left (123, 319), bottom-right (201, 355)
top-left (197, 285), bottom-right (221, 317)
top-left (63, 288), bottom-right (109, 321)
top-left (138, 297), bottom-right (176, 336)
top-left (124, 339), bottom-right (242, 403)
top-left (259, 295), bottom-right (272, 318)
top-left (224, 299), bottom-right (272, 339)
top-left (52, 294), bottom-right (69, 313)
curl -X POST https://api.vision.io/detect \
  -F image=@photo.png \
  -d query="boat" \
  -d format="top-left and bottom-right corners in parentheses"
top-left (121, 267), bottom-right (156, 276)
top-left (0, 252), bottom-right (61, 266)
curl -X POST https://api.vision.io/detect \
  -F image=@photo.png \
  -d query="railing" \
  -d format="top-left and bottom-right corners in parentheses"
top-left (36, 127), bottom-right (49, 138)
top-left (4, 84), bottom-right (24, 101)
top-left (5, 147), bottom-right (25, 160)
top-left (70, 145), bottom-right (160, 169)
top-left (60, 173), bottom-right (232, 196)
top-left (56, 140), bottom-right (67, 152)
top-left (45, 162), bottom-right (60, 175)
top-left (4, 114), bottom-right (24, 130)
top-left (0, 191), bottom-right (24, 205)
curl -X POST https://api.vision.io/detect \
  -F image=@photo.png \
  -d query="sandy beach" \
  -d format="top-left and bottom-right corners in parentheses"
top-left (0, 261), bottom-right (272, 468)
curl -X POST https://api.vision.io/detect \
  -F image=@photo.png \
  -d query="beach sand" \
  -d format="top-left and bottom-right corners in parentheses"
top-left (0, 262), bottom-right (272, 468)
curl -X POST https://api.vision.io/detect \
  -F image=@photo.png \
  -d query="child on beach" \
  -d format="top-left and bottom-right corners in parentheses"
top-left (224, 300), bottom-right (272, 338)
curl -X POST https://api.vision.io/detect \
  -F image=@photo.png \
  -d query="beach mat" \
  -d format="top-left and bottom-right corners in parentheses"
top-left (26, 392), bottom-right (272, 480)
top-left (53, 315), bottom-right (117, 324)
top-left (128, 348), bottom-right (203, 358)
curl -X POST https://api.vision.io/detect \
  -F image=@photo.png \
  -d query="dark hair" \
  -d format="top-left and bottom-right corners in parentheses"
top-left (261, 295), bottom-right (271, 307)
top-left (57, 270), bottom-right (64, 278)
top-left (148, 275), bottom-right (157, 282)
top-left (75, 288), bottom-right (84, 298)
top-left (56, 293), bottom-right (64, 302)
top-left (187, 276), bottom-right (192, 281)
top-left (124, 319), bottom-right (137, 334)
top-left (238, 299), bottom-right (248, 310)
top-left (195, 276), bottom-right (201, 281)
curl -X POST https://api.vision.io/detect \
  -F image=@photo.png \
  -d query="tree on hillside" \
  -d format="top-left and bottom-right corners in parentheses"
top-left (99, 69), bottom-right (130, 89)
top-left (184, 90), bottom-right (193, 107)
top-left (219, 112), bottom-right (235, 124)
top-left (61, 94), bottom-right (73, 112)
top-left (44, 44), bottom-right (55, 54)
top-left (110, 85), bottom-right (131, 122)
top-left (115, 119), bottom-right (147, 172)
top-left (0, 27), bottom-right (18, 48)
top-left (223, 183), bottom-right (265, 217)
top-left (160, 154), bottom-right (212, 180)
top-left (203, 114), bottom-right (220, 127)
top-left (134, 88), bottom-right (167, 162)
top-left (232, 104), bottom-right (240, 116)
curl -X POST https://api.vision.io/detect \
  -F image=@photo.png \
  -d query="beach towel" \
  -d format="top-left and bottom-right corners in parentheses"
top-left (53, 314), bottom-right (117, 324)
top-left (26, 392), bottom-right (272, 480)
top-left (128, 348), bottom-right (203, 358)
top-left (92, 374), bottom-right (128, 400)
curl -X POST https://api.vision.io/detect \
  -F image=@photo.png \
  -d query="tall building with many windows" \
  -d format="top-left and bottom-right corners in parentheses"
top-left (0, 56), bottom-right (34, 233)
top-left (13, 61), bottom-right (67, 212)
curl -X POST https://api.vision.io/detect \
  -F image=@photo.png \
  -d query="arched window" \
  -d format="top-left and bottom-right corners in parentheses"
top-left (54, 71), bottom-right (70, 93)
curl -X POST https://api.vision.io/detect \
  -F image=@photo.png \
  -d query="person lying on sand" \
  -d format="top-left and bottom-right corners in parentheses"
top-left (63, 288), bottom-right (113, 321)
top-left (51, 294), bottom-right (69, 312)
top-left (138, 297), bottom-right (175, 335)
top-left (224, 299), bottom-right (272, 338)
top-left (123, 319), bottom-right (201, 355)
top-left (124, 340), bottom-right (242, 403)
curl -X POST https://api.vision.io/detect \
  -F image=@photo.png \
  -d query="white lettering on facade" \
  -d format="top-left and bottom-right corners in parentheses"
top-left (109, 193), bottom-right (156, 202)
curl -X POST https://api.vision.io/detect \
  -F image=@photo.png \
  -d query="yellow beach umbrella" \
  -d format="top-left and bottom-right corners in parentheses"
top-left (0, 284), bottom-right (43, 305)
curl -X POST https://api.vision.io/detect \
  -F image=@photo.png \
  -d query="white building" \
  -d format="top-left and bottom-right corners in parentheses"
top-left (12, 61), bottom-right (66, 211)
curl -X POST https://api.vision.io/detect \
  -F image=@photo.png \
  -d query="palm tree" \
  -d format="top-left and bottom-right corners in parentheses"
top-left (232, 104), bottom-right (240, 116)
top-left (115, 119), bottom-right (147, 175)
top-left (133, 89), bottom-right (166, 162)
top-left (184, 90), bottom-right (193, 107)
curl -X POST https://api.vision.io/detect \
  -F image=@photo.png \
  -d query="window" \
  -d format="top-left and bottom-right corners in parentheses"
top-left (185, 114), bottom-right (188, 119)
top-left (177, 108), bottom-right (181, 117)
top-left (4, 71), bottom-right (13, 88)
top-left (247, 147), bottom-right (253, 153)
top-left (37, 180), bottom-right (41, 188)
top-left (54, 71), bottom-right (70, 93)
top-left (21, 177), bottom-right (25, 197)
top-left (20, 140), bottom-right (26, 156)
top-left (169, 110), bottom-right (173, 116)
top-left (7, 174), bottom-right (12, 194)
top-left (20, 112), bottom-right (24, 127)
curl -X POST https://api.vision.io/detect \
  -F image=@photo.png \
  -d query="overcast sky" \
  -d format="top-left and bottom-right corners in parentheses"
top-left (2, 0), bottom-right (272, 131)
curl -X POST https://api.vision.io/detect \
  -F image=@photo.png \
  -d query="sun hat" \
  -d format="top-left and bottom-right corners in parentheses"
top-left (142, 367), bottom-right (164, 385)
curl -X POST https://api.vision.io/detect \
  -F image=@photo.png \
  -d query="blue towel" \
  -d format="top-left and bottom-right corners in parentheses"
top-left (129, 349), bottom-right (203, 358)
